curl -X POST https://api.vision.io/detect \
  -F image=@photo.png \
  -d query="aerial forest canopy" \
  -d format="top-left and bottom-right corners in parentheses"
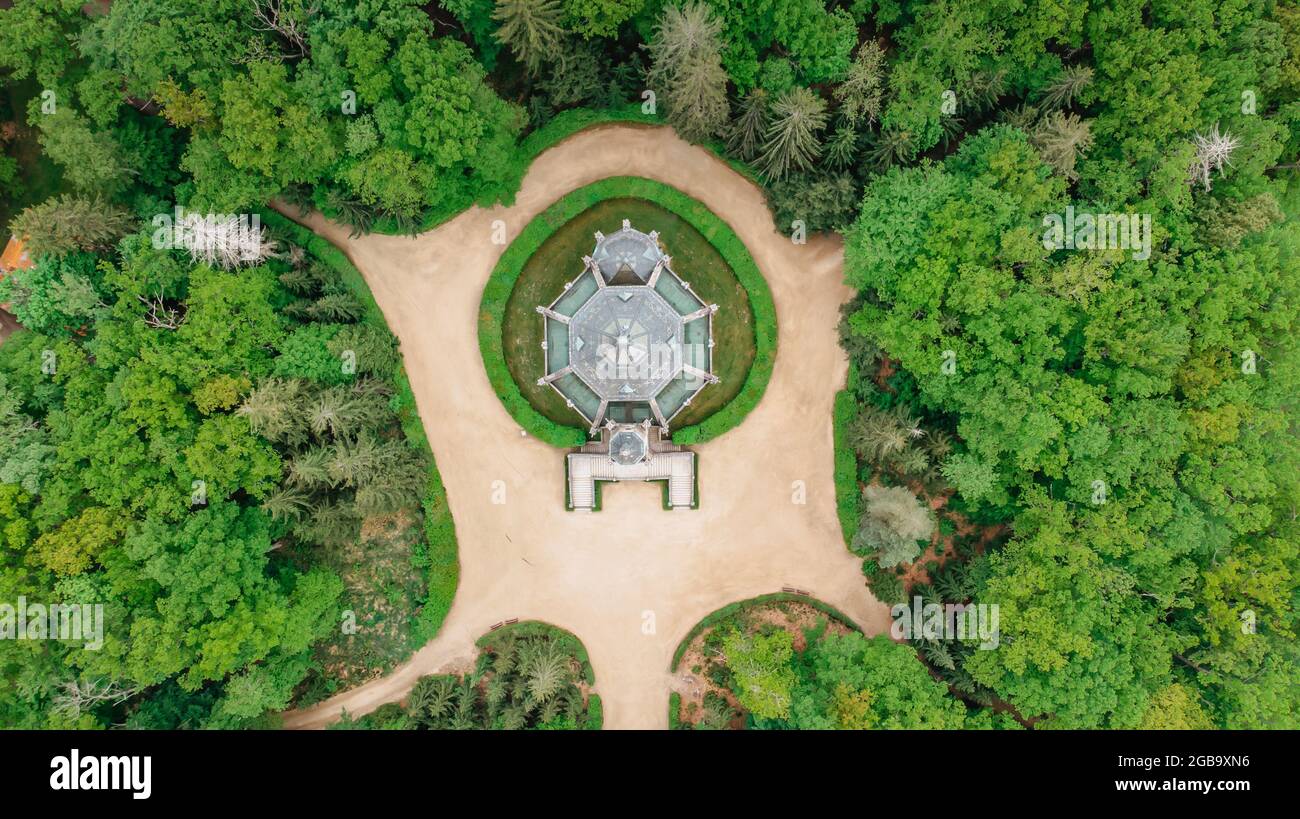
top-left (0, 0), bottom-right (1297, 729)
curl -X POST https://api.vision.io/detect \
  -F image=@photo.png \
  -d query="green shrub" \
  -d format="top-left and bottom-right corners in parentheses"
top-left (272, 323), bottom-right (349, 383)
top-left (481, 176), bottom-right (777, 446)
top-left (0, 252), bottom-right (103, 336)
top-left (410, 463), bottom-right (460, 647)
top-left (865, 570), bottom-right (905, 607)
top-left (669, 691), bottom-right (682, 729)
top-left (475, 619), bottom-right (596, 684)
top-left (832, 390), bottom-right (860, 548)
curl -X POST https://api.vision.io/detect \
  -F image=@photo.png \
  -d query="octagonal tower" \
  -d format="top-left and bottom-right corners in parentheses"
top-left (536, 220), bottom-right (719, 434)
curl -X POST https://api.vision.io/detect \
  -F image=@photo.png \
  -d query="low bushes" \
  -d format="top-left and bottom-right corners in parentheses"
top-left (669, 592), bottom-right (860, 671)
top-left (339, 620), bottom-right (601, 730)
top-left (480, 176), bottom-right (776, 447)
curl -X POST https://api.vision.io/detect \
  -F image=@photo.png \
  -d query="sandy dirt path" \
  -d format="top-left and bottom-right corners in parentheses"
top-left (280, 124), bottom-right (892, 729)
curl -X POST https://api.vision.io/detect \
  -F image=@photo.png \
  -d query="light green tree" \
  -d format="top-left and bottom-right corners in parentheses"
top-left (853, 484), bottom-right (935, 568)
top-left (722, 628), bottom-right (796, 720)
top-left (834, 41), bottom-right (886, 126)
top-left (646, 1), bottom-right (729, 142)
top-left (492, 0), bottom-right (566, 74)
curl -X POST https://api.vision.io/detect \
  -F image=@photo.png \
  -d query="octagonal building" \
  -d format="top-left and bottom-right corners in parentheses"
top-left (537, 220), bottom-right (719, 434)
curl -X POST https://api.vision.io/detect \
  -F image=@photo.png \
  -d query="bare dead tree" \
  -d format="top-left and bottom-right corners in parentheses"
top-left (137, 293), bottom-right (182, 330)
top-left (179, 212), bottom-right (277, 269)
top-left (284, 243), bottom-right (307, 269)
top-left (1189, 123), bottom-right (1241, 191)
top-left (51, 679), bottom-right (143, 719)
top-left (249, 0), bottom-right (316, 58)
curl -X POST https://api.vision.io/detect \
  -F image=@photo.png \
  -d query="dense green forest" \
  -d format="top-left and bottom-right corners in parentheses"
top-left (0, 222), bottom-right (453, 727)
top-left (1, 0), bottom-right (1297, 729)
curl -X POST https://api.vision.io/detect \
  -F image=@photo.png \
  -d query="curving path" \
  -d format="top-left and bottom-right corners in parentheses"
top-left (280, 124), bottom-right (892, 729)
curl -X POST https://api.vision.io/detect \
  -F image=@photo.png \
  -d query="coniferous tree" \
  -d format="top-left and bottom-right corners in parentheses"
top-left (10, 194), bottom-right (135, 257)
top-left (646, 1), bottom-right (729, 141)
top-left (824, 122), bottom-right (859, 170)
top-left (261, 486), bottom-right (313, 522)
top-left (958, 68), bottom-right (1007, 113)
top-left (492, 0), bottom-right (567, 75)
top-left (1037, 64), bottom-right (1094, 111)
top-left (864, 127), bottom-right (915, 172)
top-left (853, 484), bottom-right (935, 568)
top-left (1031, 112), bottom-right (1094, 180)
top-left (521, 639), bottom-right (569, 703)
top-left (757, 86), bottom-right (828, 180)
top-left (239, 378), bottom-right (310, 446)
top-left (323, 190), bottom-right (376, 238)
top-left (726, 88), bottom-right (769, 161)
top-left (834, 41), bottom-right (886, 127)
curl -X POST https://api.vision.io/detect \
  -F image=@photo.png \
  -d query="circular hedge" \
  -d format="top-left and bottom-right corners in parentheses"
top-left (479, 176), bottom-right (776, 448)
top-left (502, 196), bottom-right (755, 430)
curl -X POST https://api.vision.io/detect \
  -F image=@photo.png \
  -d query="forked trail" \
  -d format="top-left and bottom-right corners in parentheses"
top-left (280, 124), bottom-right (891, 730)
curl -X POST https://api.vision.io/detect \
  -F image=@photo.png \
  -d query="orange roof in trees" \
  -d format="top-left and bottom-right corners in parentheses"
top-left (1, 234), bottom-right (33, 275)
top-left (0, 235), bottom-right (32, 312)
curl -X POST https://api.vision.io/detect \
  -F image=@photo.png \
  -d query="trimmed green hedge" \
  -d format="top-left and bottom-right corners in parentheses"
top-left (517, 105), bottom-right (661, 163)
top-left (586, 693), bottom-right (603, 730)
top-left (668, 592), bottom-right (862, 671)
top-left (480, 176), bottom-right (776, 448)
top-left (833, 390), bottom-right (861, 549)
top-left (260, 209), bottom-right (461, 649)
top-left (668, 691), bottom-right (682, 729)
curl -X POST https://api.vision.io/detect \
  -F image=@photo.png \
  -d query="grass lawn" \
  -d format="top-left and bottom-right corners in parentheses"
top-left (501, 197), bottom-right (756, 430)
